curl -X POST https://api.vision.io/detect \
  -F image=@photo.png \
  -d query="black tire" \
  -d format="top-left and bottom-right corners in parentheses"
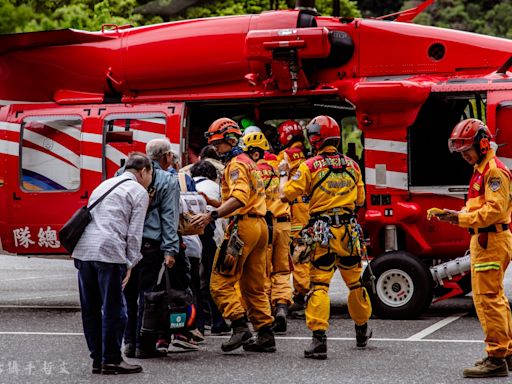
top-left (363, 251), bottom-right (434, 319)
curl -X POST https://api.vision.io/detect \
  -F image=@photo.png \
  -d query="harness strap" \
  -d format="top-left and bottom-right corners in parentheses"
top-left (308, 152), bottom-right (356, 199)
top-left (311, 281), bottom-right (330, 288)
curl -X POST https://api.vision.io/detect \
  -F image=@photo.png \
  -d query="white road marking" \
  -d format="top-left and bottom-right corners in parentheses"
top-left (0, 332), bottom-right (83, 336)
top-left (2, 293), bottom-right (77, 301)
top-left (406, 313), bottom-right (468, 341)
top-left (0, 305), bottom-right (80, 309)
top-left (0, 275), bottom-right (73, 282)
top-left (0, 333), bottom-right (483, 344)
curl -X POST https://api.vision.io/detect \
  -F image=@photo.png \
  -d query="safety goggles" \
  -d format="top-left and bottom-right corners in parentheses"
top-left (448, 138), bottom-right (473, 153)
top-left (203, 124), bottom-right (238, 140)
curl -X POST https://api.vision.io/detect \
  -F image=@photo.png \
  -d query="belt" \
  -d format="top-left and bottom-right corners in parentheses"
top-left (276, 216), bottom-right (290, 223)
top-left (310, 211), bottom-right (355, 224)
top-left (238, 213), bottom-right (264, 220)
top-left (468, 224), bottom-right (509, 235)
top-left (290, 196), bottom-right (310, 205)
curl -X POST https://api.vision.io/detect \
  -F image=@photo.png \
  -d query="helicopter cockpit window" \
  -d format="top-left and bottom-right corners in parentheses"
top-left (20, 116), bottom-right (82, 192)
top-left (408, 93), bottom-right (485, 189)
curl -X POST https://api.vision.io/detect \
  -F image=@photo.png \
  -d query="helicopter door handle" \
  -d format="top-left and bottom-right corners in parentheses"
top-left (80, 191), bottom-right (89, 199)
top-left (13, 192), bottom-right (21, 200)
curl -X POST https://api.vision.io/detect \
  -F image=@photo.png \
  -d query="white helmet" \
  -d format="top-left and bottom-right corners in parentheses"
top-left (243, 125), bottom-right (262, 136)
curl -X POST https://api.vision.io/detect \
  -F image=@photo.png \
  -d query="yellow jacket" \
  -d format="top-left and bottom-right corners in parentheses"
top-left (459, 150), bottom-right (512, 229)
top-left (283, 145), bottom-right (365, 215)
top-left (222, 153), bottom-right (267, 217)
top-left (278, 142), bottom-right (309, 232)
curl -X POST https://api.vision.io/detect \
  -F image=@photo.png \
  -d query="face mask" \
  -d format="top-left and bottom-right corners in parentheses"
top-left (219, 145), bottom-right (244, 162)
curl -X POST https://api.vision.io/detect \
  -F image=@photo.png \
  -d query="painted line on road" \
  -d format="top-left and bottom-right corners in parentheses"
top-left (0, 305), bottom-right (80, 309)
top-left (2, 293), bottom-right (78, 301)
top-left (273, 336), bottom-right (481, 343)
top-left (0, 332), bottom-right (83, 336)
top-left (0, 332), bottom-right (483, 344)
top-left (406, 312), bottom-right (468, 341)
top-left (0, 275), bottom-right (74, 282)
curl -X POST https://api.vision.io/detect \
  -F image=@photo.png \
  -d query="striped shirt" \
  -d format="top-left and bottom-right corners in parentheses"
top-left (72, 172), bottom-right (149, 268)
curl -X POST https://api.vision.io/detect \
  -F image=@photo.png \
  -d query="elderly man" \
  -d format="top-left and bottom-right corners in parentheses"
top-left (73, 152), bottom-right (151, 375)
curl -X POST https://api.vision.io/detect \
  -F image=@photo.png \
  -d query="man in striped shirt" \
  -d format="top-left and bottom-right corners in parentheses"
top-left (73, 152), bottom-right (152, 375)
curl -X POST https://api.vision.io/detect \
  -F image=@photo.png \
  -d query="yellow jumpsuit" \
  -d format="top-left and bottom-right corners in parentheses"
top-left (258, 153), bottom-right (293, 307)
top-left (210, 152), bottom-right (273, 330)
top-left (457, 150), bottom-right (512, 358)
top-left (282, 145), bottom-right (372, 331)
top-left (278, 143), bottom-right (310, 298)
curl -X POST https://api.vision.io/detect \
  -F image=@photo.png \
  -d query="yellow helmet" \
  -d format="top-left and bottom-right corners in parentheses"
top-left (242, 132), bottom-right (270, 151)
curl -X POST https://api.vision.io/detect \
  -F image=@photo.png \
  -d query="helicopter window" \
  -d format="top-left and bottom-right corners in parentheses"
top-left (103, 114), bottom-right (167, 179)
top-left (341, 116), bottom-right (363, 166)
top-left (20, 116), bottom-right (82, 192)
top-left (408, 93), bottom-right (486, 187)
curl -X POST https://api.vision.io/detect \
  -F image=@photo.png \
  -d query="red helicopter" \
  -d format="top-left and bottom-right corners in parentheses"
top-left (1, 0), bottom-right (511, 318)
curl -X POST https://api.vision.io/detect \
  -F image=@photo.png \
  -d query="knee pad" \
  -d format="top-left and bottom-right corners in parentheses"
top-left (338, 255), bottom-right (361, 269)
top-left (312, 252), bottom-right (336, 271)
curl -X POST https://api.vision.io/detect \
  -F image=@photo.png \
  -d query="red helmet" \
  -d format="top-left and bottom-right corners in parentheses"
top-left (277, 120), bottom-right (303, 147)
top-left (204, 118), bottom-right (242, 144)
top-left (448, 118), bottom-right (492, 154)
top-left (307, 115), bottom-right (340, 149)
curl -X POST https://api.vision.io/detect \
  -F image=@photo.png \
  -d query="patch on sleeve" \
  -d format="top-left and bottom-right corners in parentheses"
top-left (229, 169), bottom-right (240, 182)
top-left (291, 170), bottom-right (302, 181)
top-left (488, 177), bottom-right (501, 192)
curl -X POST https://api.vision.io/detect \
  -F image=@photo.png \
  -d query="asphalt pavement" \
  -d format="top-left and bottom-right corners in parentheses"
top-left (0, 254), bottom-right (511, 384)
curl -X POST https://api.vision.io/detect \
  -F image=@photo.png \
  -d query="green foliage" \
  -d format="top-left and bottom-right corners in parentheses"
top-left (0, 0), bottom-right (159, 33)
top-left (405, 0), bottom-right (512, 39)
top-left (316, 0), bottom-right (361, 17)
top-left (3, 0), bottom-right (511, 40)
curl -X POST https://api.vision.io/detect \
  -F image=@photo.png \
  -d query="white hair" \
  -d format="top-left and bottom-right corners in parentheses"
top-left (170, 150), bottom-right (181, 168)
top-left (146, 138), bottom-right (172, 161)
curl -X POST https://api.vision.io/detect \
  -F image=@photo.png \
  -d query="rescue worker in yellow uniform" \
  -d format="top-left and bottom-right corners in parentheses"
top-left (439, 118), bottom-right (512, 378)
top-left (276, 120), bottom-right (310, 316)
top-left (242, 131), bottom-right (292, 333)
top-left (190, 118), bottom-right (275, 353)
top-left (279, 115), bottom-right (372, 359)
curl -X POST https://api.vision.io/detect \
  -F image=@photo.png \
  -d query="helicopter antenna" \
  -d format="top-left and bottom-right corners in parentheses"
top-left (376, 0), bottom-right (435, 23)
top-left (497, 56), bottom-right (512, 75)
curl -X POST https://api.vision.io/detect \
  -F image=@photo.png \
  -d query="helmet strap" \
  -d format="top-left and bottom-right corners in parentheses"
top-left (248, 148), bottom-right (264, 161)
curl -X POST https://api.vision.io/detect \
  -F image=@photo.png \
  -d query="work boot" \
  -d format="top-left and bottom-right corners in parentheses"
top-left (243, 326), bottom-right (276, 353)
top-left (355, 323), bottom-right (372, 348)
top-left (288, 295), bottom-right (305, 317)
top-left (273, 303), bottom-right (288, 334)
top-left (304, 330), bottom-right (327, 360)
top-left (474, 355), bottom-right (512, 371)
top-left (463, 356), bottom-right (508, 378)
top-left (221, 317), bottom-right (253, 352)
